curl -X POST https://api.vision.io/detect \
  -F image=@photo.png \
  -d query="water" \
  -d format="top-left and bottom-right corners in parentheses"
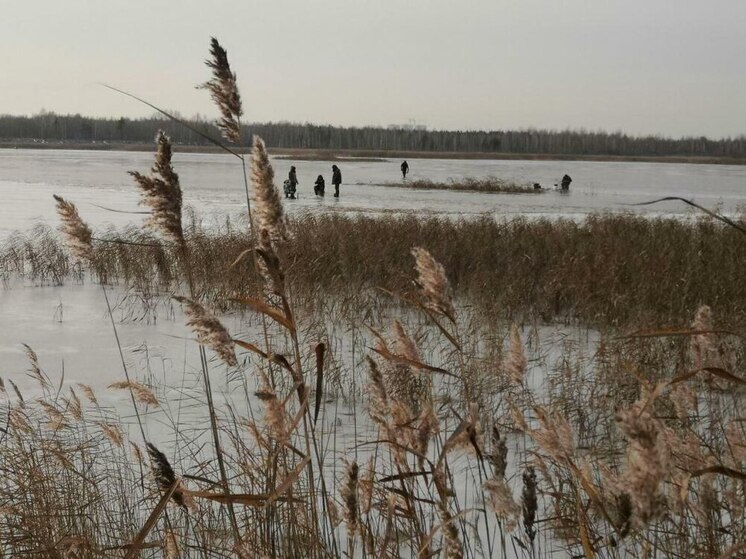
top-left (0, 148), bottom-right (744, 239)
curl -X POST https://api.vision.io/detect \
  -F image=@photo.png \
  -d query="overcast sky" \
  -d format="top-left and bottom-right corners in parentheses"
top-left (2, 1), bottom-right (745, 138)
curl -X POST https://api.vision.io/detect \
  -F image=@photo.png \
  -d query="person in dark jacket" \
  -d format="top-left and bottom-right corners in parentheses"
top-left (314, 174), bottom-right (325, 196)
top-left (286, 166), bottom-right (299, 199)
top-left (560, 174), bottom-right (572, 191)
top-left (401, 160), bottom-right (409, 180)
top-left (331, 165), bottom-right (342, 197)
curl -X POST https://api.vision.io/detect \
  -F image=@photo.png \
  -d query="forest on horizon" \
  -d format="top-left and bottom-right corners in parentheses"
top-left (1, 111), bottom-right (746, 158)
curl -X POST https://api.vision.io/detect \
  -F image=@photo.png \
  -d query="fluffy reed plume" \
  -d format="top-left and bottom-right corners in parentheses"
top-left (9, 380), bottom-right (24, 406)
top-left (414, 405), bottom-right (439, 467)
top-left (164, 530), bottom-right (180, 559)
top-left (366, 357), bottom-right (389, 428)
top-left (489, 426), bottom-right (508, 479)
top-left (251, 136), bottom-right (285, 239)
top-left (173, 295), bottom-right (237, 367)
top-left (436, 496), bottom-right (464, 559)
top-left (393, 320), bottom-right (420, 362)
top-left (146, 442), bottom-right (188, 509)
top-left (53, 194), bottom-right (93, 262)
top-left (411, 247), bottom-right (455, 320)
top-left (39, 400), bottom-right (67, 430)
top-left (98, 422), bottom-right (124, 448)
top-left (9, 407), bottom-right (33, 434)
top-left (530, 409), bottom-right (575, 463)
top-left (130, 131), bottom-right (184, 244)
top-left (109, 380), bottom-right (160, 407)
top-left (616, 399), bottom-right (670, 529)
top-left (130, 441), bottom-right (144, 465)
top-left (22, 344), bottom-right (48, 389)
top-left (484, 478), bottom-right (520, 530)
top-left (199, 37), bottom-right (243, 144)
top-left (255, 380), bottom-right (289, 444)
top-left (442, 403), bottom-right (483, 458)
top-left (670, 382), bottom-right (697, 421)
top-left (522, 466), bottom-right (538, 544)
top-left (690, 304), bottom-right (715, 369)
top-left (77, 383), bottom-right (98, 406)
top-left (64, 388), bottom-right (83, 421)
top-left (341, 461), bottom-right (360, 536)
top-left (504, 324), bottom-right (527, 385)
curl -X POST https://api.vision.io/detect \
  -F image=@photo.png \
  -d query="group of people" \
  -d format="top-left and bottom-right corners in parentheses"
top-left (283, 164), bottom-right (342, 199)
top-left (282, 160), bottom-right (568, 198)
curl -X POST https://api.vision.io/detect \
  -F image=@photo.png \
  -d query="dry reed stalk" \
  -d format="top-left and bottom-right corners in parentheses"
top-left (52, 194), bottom-right (93, 261)
top-left (129, 131), bottom-right (184, 244)
top-left (504, 324), bottom-right (527, 385)
top-left (251, 136), bottom-right (285, 240)
top-left (411, 247), bottom-right (455, 320)
top-left (108, 380), bottom-right (160, 407)
top-left (199, 37), bottom-right (243, 144)
top-left (173, 295), bottom-right (237, 367)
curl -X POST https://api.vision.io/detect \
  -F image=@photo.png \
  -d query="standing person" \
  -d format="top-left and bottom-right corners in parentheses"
top-left (287, 166), bottom-right (299, 199)
top-left (331, 164), bottom-right (342, 198)
top-left (560, 174), bottom-right (572, 191)
top-left (314, 174), bottom-right (325, 196)
top-left (401, 160), bottom-right (409, 180)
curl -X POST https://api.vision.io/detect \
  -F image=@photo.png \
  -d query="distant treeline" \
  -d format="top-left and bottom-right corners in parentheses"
top-left (2, 112), bottom-right (746, 158)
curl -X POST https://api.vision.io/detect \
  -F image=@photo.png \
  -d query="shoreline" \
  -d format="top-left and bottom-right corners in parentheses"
top-left (2, 141), bottom-right (745, 165)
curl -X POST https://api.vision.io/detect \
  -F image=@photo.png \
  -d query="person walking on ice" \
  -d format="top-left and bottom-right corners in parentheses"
top-left (401, 160), bottom-right (409, 180)
top-left (332, 164), bottom-right (342, 197)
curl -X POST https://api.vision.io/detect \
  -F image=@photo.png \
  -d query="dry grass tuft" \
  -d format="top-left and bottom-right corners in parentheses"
top-left (129, 131), bottom-right (184, 244)
top-left (199, 37), bottom-right (243, 144)
top-left (53, 194), bottom-right (93, 261)
top-left (173, 295), bottom-right (237, 367)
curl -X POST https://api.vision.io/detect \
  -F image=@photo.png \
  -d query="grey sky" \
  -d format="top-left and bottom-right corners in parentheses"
top-left (2, 1), bottom-right (745, 138)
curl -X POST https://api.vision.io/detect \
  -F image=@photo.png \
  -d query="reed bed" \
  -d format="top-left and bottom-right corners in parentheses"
top-left (383, 177), bottom-right (539, 193)
top-left (2, 213), bottom-right (745, 328)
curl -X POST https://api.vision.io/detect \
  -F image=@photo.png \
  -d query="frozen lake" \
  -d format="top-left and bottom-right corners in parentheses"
top-left (0, 148), bottom-right (744, 238)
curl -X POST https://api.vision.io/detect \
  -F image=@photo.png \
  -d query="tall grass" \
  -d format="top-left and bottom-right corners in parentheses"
top-left (3, 213), bottom-right (744, 328)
